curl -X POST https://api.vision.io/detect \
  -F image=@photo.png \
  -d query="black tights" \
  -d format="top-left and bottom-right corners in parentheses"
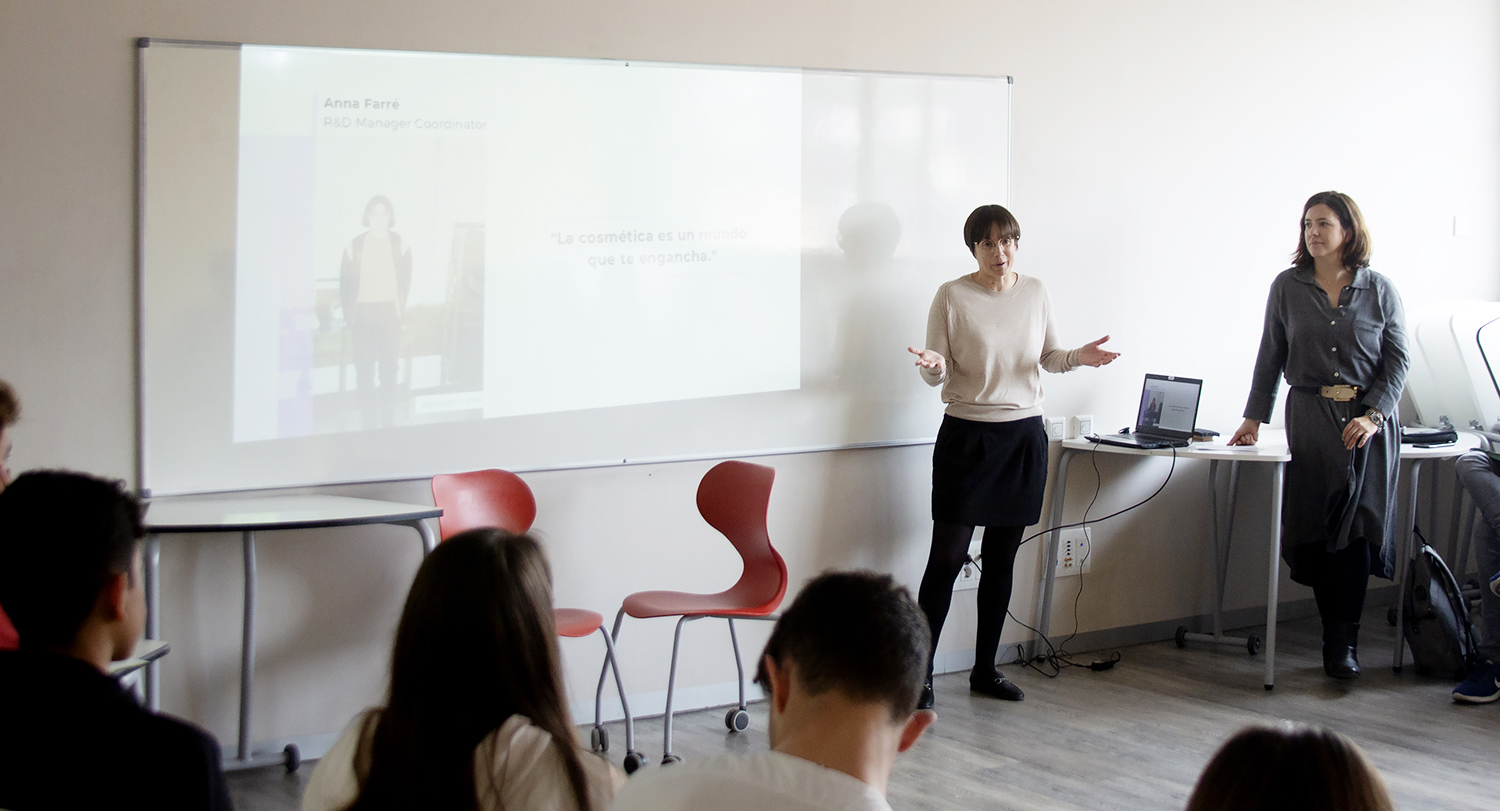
top-left (1305, 539), bottom-right (1373, 636)
top-left (916, 521), bottom-right (1025, 679)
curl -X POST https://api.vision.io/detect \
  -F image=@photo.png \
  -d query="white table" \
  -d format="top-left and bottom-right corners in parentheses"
top-left (1034, 433), bottom-right (1291, 689)
top-left (1389, 432), bottom-right (1483, 672)
top-left (142, 495), bottom-right (441, 771)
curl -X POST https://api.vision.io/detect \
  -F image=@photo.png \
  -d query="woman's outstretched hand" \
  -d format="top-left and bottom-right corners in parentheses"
top-left (1229, 418), bottom-right (1260, 446)
top-left (1077, 336), bottom-right (1121, 367)
top-left (907, 346), bottom-right (946, 371)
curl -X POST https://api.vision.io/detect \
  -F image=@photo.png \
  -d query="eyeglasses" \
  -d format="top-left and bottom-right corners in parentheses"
top-left (975, 238), bottom-right (1016, 253)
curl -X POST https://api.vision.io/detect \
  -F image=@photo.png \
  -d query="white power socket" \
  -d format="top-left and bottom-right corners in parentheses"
top-left (1045, 416), bottom-right (1065, 440)
top-left (1072, 414), bottom-right (1094, 439)
top-left (954, 558), bottom-right (980, 590)
top-left (1055, 528), bottom-right (1092, 577)
top-left (954, 541), bottom-right (983, 591)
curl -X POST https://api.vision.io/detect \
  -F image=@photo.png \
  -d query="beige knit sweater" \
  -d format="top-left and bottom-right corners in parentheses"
top-left (920, 273), bottom-right (1080, 422)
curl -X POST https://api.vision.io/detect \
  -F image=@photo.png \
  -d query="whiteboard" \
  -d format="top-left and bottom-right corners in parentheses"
top-left (138, 39), bottom-right (1011, 495)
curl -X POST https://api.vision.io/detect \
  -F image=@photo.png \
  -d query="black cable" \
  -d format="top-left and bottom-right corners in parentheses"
top-left (984, 440), bottom-right (1180, 677)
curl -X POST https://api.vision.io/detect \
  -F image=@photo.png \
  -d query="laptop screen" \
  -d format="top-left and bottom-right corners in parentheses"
top-left (1135, 374), bottom-right (1203, 437)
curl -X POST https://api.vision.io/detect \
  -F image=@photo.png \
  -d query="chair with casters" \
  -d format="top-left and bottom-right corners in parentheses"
top-left (600, 459), bottom-right (787, 764)
top-left (430, 469), bottom-right (644, 773)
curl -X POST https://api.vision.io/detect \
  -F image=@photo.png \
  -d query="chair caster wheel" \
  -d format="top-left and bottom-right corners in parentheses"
top-left (1247, 634), bottom-right (1262, 656)
top-left (1174, 626), bottom-right (1188, 648)
top-left (623, 751), bottom-right (646, 773)
top-left (725, 707), bottom-right (750, 732)
top-left (283, 744), bottom-right (301, 773)
top-left (591, 726), bottom-right (608, 753)
top-left (1387, 606), bottom-right (1398, 626)
top-left (661, 754), bottom-right (682, 765)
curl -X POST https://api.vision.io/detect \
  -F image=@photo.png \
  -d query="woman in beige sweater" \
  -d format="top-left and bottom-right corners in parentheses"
top-left (302, 529), bottom-right (623, 811)
top-left (906, 204), bottom-right (1118, 708)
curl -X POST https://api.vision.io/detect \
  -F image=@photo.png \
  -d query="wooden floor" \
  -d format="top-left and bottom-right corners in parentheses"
top-left (229, 604), bottom-right (1497, 810)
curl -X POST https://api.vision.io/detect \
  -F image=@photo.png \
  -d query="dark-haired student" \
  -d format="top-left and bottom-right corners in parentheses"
top-left (302, 529), bottom-right (622, 811)
top-left (610, 571), bottom-right (936, 811)
top-left (905, 204), bottom-right (1119, 707)
top-left (1229, 191), bottom-right (1409, 681)
top-left (0, 470), bottom-right (231, 811)
top-left (1184, 722), bottom-right (1395, 811)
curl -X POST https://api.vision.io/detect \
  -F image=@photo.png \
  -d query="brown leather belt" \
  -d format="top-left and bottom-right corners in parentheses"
top-left (1291, 384), bottom-right (1360, 402)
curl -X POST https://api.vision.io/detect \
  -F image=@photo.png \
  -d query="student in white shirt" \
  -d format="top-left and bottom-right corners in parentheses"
top-left (610, 571), bottom-right (936, 811)
top-left (302, 529), bottom-right (623, 811)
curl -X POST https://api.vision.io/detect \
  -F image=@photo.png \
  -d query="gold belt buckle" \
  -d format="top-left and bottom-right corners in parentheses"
top-left (1320, 385), bottom-right (1358, 402)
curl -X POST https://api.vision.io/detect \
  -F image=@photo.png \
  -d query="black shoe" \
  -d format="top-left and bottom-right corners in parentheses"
top-left (1322, 622), bottom-right (1361, 680)
top-left (970, 670), bottom-right (1024, 701)
top-left (917, 680), bottom-right (934, 710)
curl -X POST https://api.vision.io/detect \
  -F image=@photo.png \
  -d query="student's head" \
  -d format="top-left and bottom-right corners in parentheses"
top-left (0, 379), bottom-right (19, 490)
top-left (963, 204), bottom-right (1021, 257)
top-left (1185, 723), bottom-right (1394, 811)
top-left (352, 528), bottom-right (590, 811)
top-left (754, 571), bottom-right (933, 751)
top-left (0, 471), bottom-right (146, 660)
top-left (363, 195), bottom-right (395, 230)
top-left (1293, 191), bottom-right (1370, 270)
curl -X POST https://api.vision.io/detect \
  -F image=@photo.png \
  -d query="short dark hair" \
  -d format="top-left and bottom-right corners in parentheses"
top-left (0, 471), bottom-right (144, 649)
top-left (363, 195), bottom-right (396, 228)
top-left (1185, 723), bottom-right (1394, 811)
top-left (0, 379), bottom-right (18, 430)
top-left (755, 571), bottom-right (930, 721)
top-left (1293, 191), bottom-right (1371, 270)
top-left (963, 204), bottom-right (1021, 256)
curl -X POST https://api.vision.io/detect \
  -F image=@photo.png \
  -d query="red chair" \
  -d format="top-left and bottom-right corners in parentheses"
top-left (0, 606), bottom-right (18, 651)
top-left (602, 460), bottom-right (786, 763)
top-left (430, 470), bottom-right (643, 772)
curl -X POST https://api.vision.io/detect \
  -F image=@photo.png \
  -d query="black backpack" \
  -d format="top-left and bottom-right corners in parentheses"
top-left (1401, 531), bottom-right (1481, 680)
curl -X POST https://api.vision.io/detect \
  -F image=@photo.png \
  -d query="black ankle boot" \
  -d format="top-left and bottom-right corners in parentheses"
top-left (917, 679), bottom-right (935, 710)
top-left (1323, 621), bottom-right (1361, 680)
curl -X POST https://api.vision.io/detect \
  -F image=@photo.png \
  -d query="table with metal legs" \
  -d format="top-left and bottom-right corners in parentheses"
top-left (1032, 435), bottom-right (1290, 689)
top-left (143, 496), bottom-right (440, 771)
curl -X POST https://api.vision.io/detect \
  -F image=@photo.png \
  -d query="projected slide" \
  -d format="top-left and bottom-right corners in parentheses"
top-left (233, 46), bottom-right (802, 442)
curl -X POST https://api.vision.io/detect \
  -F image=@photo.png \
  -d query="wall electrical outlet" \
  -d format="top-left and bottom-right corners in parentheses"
top-left (954, 541), bottom-right (983, 591)
top-left (954, 558), bottom-right (981, 590)
top-left (1073, 414), bottom-right (1094, 439)
top-left (1045, 417), bottom-right (1066, 440)
top-left (1055, 528), bottom-right (1092, 577)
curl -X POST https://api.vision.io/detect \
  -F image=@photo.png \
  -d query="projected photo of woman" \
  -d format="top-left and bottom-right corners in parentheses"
top-left (340, 195), bottom-right (412, 429)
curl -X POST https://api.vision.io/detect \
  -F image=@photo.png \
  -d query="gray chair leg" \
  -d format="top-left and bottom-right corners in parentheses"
top-left (661, 616), bottom-right (693, 763)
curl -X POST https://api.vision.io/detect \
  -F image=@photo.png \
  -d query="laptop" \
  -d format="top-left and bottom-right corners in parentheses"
top-left (1092, 374), bottom-right (1203, 450)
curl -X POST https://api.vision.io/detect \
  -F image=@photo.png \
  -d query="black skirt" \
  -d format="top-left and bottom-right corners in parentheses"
top-left (932, 414), bottom-right (1048, 527)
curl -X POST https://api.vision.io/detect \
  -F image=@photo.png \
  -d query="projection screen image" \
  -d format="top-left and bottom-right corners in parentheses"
top-left (139, 41), bottom-right (1011, 494)
top-left (234, 47), bottom-right (801, 442)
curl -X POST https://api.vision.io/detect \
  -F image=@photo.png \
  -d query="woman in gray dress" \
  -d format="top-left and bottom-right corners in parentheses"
top-left (1229, 191), bottom-right (1409, 681)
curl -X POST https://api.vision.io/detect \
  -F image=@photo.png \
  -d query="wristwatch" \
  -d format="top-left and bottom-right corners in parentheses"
top-left (1364, 408), bottom-right (1385, 428)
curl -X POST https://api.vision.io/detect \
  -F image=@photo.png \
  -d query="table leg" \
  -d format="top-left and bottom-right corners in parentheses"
top-left (1392, 459), bottom-right (1422, 673)
top-left (1032, 448), bottom-right (1074, 660)
top-left (145, 534), bottom-right (161, 711)
top-left (1264, 462), bottom-right (1284, 690)
top-left (1222, 461), bottom-right (1242, 607)
top-left (239, 530), bottom-right (257, 763)
top-left (395, 518), bottom-right (437, 556)
top-left (1182, 460), bottom-right (1253, 653)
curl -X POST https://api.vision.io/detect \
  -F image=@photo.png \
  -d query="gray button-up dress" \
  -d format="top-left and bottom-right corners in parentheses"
top-left (1243, 266), bottom-right (1409, 583)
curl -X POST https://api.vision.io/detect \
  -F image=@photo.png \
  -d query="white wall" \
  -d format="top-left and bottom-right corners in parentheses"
top-left (2, 0), bottom-right (1497, 746)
